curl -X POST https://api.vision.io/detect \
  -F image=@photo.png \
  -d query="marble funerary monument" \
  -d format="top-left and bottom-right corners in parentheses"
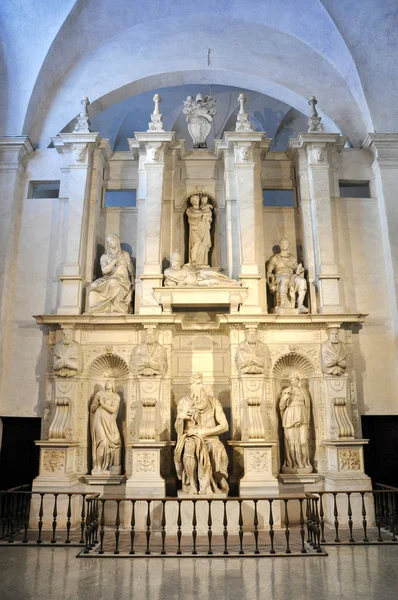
top-left (30, 92), bottom-right (373, 527)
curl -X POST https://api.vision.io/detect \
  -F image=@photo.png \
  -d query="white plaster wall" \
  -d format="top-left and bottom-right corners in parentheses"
top-left (1, 149), bottom-right (62, 416)
top-left (336, 150), bottom-right (398, 415)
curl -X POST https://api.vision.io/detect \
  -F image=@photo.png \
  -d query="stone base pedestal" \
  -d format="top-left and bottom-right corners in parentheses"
top-left (322, 439), bottom-right (374, 526)
top-left (85, 470), bottom-right (125, 486)
top-left (125, 442), bottom-right (168, 498)
top-left (229, 441), bottom-right (279, 496)
top-left (33, 440), bottom-right (81, 488)
top-left (271, 307), bottom-right (308, 315)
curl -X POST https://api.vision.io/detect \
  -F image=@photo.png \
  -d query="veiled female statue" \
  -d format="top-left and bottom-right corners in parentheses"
top-left (87, 233), bottom-right (133, 314)
top-left (279, 375), bottom-right (313, 473)
top-left (90, 380), bottom-right (122, 474)
top-left (186, 195), bottom-right (212, 267)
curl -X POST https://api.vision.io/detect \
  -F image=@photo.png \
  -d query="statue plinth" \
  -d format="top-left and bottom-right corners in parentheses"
top-left (126, 441), bottom-right (173, 498)
top-left (228, 441), bottom-right (279, 496)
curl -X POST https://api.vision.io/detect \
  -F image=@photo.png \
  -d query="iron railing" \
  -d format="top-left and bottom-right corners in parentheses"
top-left (1, 488), bottom-right (397, 555)
top-left (0, 489), bottom-right (98, 546)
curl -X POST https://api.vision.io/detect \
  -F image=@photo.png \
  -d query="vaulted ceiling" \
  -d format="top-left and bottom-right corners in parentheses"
top-left (1, 1), bottom-right (397, 148)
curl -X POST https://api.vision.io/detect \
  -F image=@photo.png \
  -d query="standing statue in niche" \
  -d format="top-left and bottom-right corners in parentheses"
top-left (132, 326), bottom-right (168, 376)
top-left (90, 380), bottom-right (122, 474)
top-left (174, 373), bottom-right (229, 495)
top-left (267, 238), bottom-right (309, 314)
top-left (164, 250), bottom-right (240, 287)
top-left (322, 328), bottom-right (348, 376)
top-left (87, 233), bottom-right (134, 314)
top-left (186, 194), bottom-right (213, 267)
top-left (183, 94), bottom-right (217, 148)
top-left (235, 327), bottom-right (265, 374)
top-left (280, 375), bottom-right (312, 473)
top-left (53, 328), bottom-right (83, 377)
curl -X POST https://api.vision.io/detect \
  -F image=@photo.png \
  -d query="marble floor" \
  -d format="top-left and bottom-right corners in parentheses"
top-left (0, 546), bottom-right (397, 600)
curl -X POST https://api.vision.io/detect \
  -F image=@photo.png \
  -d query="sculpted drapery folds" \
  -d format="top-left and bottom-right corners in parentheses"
top-left (267, 237), bottom-right (309, 313)
top-left (186, 194), bottom-right (213, 267)
top-left (53, 328), bottom-right (83, 378)
top-left (90, 380), bottom-right (122, 474)
top-left (87, 233), bottom-right (134, 314)
top-left (280, 375), bottom-right (312, 473)
top-left (134, 327), bottom-right (168, 376)
top-left (322, 328), bottom-right (348, 376)
top-left (235, 327), bottom-right (265, 375)
top-left (164, 250), bottom-right (240, 287)
top-left (174, 373), bottom-right (229, 495)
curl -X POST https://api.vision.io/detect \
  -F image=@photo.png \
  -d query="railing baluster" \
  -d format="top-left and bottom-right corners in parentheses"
top-left (80, 494), bottom-right (86, 544)
top-left (391, 493), bottom-right (397, 541)
top-left (319, 493), bottom-right (325, 543)
top-left (129, 500), bottom-right (136, 555)
top-left (306, 497), bottom-right (313, 546)
top-left (284, 499), bottom-right (291, 554)
top-left (7, 493), bottom-right (16, 543)
top-left (389, 493), bottom-right (397, 541)
top-left (347, 493), bottom-right (354, 543)
top-left (253, 499), bottom-right (259, 554)
top-left (84, 499), bottom-right (92, 553)
top-left (333, 492), bottom-right (340, 543)
top-left (115, 500), bottom-right (121, 555)
top-left (314, 498), bottom-right (322, 553)
top-left (375, 492), bottom-right (383, 542)
top-left (145, 500), bottom-right (151, 555)
top-left (161, 500), bottom-right (167, 555)
top-left (51, 493), bottom-right (58, 543)
top-left (207, 500), bottom-right (213, 555)
top-left (299, 498), bottom-right (306, 553)
top-left (22, 494), bottom-right (30, 544)
top-left (191, 500), bottom-right (197, 555)
top-left (93, 499), bottom-right (99, 545)
top-left (223, 500), bottom-right (228, 555)
top-left (65, 494), bottom-right (72, 544)
top-left (176, 500), bottom-right (182, 555)
top-left (37, 493), bottom-right (44, 545)
top-left (99, 500), bottom-right (105, 555)
top-left (268, 499), bottom-right (275, 554)
top-left (238, 499), bottom-right (244, 555)
top-left (361, 492), bottom-right (369, 543)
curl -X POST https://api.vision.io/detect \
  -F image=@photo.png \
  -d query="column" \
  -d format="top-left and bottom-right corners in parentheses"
top-left (362, 134), bottom-right (398, 370)
top-left (0, 137), bottom-right (34, 403)
top-left (288, 133), bottom-right (345, 313)
top-left (129, 133), bottom-right (175, 314)
top-left (51, 131), bottom-right (100, 314)
top-left (216, 132), bottom-right (270, 313)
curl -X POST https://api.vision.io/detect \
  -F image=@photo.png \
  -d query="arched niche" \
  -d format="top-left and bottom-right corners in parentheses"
top-left (272, 352), bottom-right (318, 472)
top-left (86, 353), bottom-right (130, 474)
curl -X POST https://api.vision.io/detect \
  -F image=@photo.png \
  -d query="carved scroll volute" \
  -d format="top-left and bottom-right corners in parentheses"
top-left (49, 381), bottom-right (74, 440)
top-left (332, 397), bottom-right (355, 439)
top-left (245, 397), bottom-right (266, 441)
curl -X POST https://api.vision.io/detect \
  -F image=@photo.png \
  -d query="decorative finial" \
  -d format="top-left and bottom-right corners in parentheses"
top-left (74, 96), bottom-right (91, 133)
top-left (307, 96), bottom-right (324, 133)
top-left (148, 94), bottom-right (164, 132)
top-left (235, 92), bottom-right (254, 132)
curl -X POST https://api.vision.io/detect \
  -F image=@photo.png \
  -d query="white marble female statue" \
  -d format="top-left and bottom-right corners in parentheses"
top-left (87, 233), bottom-right (133, 314)
top-left (90, 380), bottom-right (122, 474)
top-left (279, 375), bottom-right (313, 473)
top-left (186, 195), bottom-right (212, 267)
